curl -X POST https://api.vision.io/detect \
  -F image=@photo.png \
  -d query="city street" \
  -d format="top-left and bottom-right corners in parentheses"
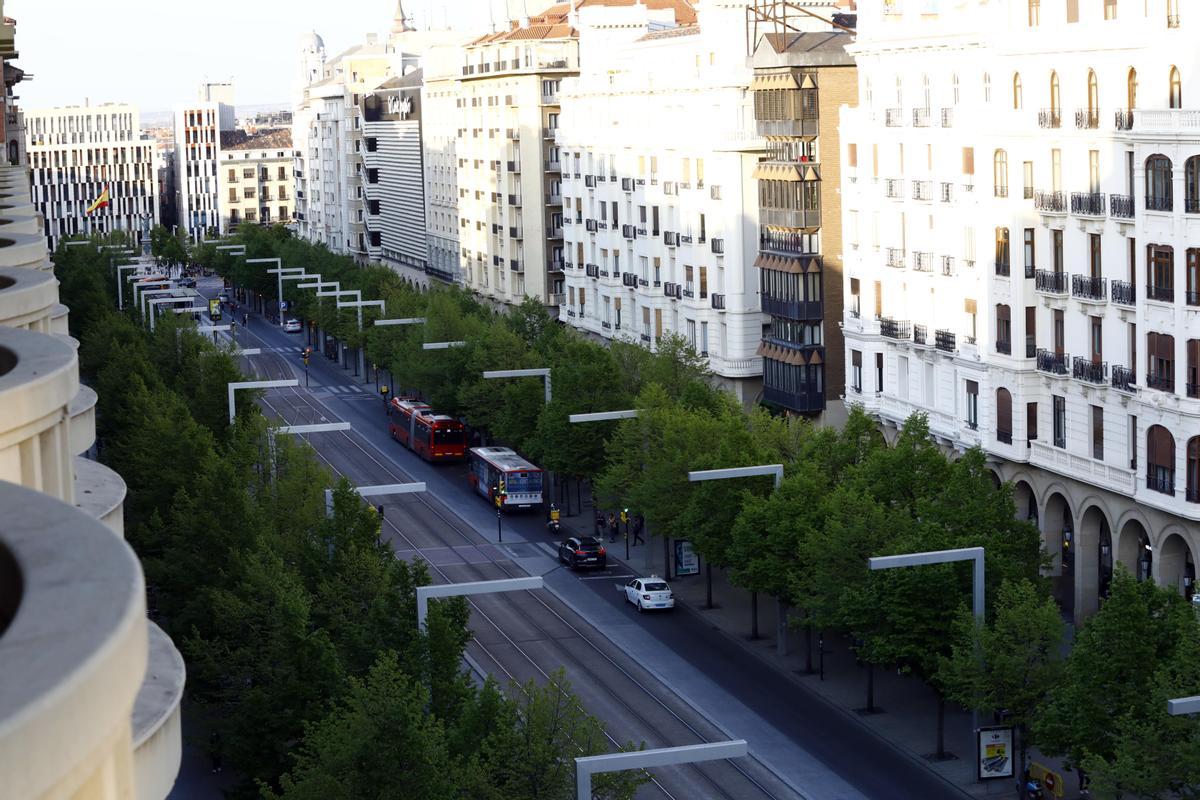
top-left (207, 284), bottom-right (972, 800)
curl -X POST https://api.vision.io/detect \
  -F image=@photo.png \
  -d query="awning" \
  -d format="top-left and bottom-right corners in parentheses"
top-left (752, 163), bottom-right (821, 181)
top-left (751, 72), bottom-right (799, 91)
top-left (754, 253), bottom-right (822, 273)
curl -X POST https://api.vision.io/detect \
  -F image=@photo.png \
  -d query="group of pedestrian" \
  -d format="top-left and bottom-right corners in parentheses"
top-left (593, 509), bottom-right (646, 545)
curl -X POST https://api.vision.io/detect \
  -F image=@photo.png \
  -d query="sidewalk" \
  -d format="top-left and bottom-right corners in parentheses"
top-left (564, 506), bottom-right (1085, 800)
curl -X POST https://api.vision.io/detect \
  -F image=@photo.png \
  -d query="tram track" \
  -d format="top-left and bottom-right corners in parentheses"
top-left (227, 327), bottom-right (799, 800)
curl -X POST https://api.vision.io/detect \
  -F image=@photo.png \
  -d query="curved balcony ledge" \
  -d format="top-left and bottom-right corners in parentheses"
top-left (73, 456), bottom-right (127, 538)
top-left (69, 385), bottom-right (98, 456)
top-left (132, 621), bottom-right (184, 800)
top-left (0, 231), bottom-right (53, 272)
top-left (48, 302), bottom-right (69, 335)
top-left (0, 267), bottom-right (58, 330)
top-left (0, 480), bottom-right (148, 800)
top-left (0, 212), bottom-right (43, 236)
top-left (0, 328), bottom-right (79, 499)
top-left (52, 331), bottom-right (80, 351)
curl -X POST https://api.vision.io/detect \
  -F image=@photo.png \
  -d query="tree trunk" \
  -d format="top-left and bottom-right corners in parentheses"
top-left (705, 562), bottom-right (714, 609)
top-left (804, 612), bottom-right (814, 673)
top-left (866, 663), bottom-right (875, 712)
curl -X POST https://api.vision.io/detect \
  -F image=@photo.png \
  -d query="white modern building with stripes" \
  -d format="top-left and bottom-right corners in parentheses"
top-left (25, 103), bottom-right (159, 251)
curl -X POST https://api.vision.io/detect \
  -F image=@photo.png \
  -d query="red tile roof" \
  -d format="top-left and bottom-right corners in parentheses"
top-left (468, 0), bottom-right (696, 44)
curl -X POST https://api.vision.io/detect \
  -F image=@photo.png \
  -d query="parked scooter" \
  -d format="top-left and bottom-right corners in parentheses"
top-left (547, 503), bottom-right (562, 535)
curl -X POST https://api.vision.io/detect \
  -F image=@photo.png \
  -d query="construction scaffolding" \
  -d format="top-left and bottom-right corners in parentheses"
top-left (746, 1), bottom-right (856, 54)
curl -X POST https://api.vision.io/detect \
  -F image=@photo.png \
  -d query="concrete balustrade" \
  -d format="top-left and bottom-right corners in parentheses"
top-left (0, 481), bottom-right (148, 800)
top-left (73, 455), bottom-right (128, 538)
top-left (68, 384), bottom-right (97, 455)
top-left (0, 266), bottom-right (58, 331)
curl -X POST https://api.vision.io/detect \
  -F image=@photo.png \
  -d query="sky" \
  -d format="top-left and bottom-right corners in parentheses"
top-left (10, 0), bottom-right (520, 113)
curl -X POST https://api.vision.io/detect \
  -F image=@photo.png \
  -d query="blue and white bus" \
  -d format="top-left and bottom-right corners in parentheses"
top-left (467, 447), bottom-right (544, 510)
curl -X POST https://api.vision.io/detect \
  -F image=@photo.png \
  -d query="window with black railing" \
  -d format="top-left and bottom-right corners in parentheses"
top-left (1147, 425), bottom-right (1176, 495)
top-left (1111, 365), bottom-right (1136, 392)
top-left (1109, 193), bottom-right (1134, 218)
top-left (1071, 274), bottom-right (1107, 300)
top-left (1186, 156), bottom-right (1200, 214)
top-left (1037, 348), bottom-right (1069, 375)
top-left (1111, 280), bottom-right (1136, 305)
top-left (913, 324), bottom-right (927, 345)
top-left (1072, 356), bottom-right (1108, 384)
top-left (1035, 269), bottom-right (1067, 293)
top-left (1145, 154), bottom-right (1174, 211)
top-left (1070, 191), bottom-right (1105, 216)
top-left (935, 329), bottom-right (956, 352)
top-left (1034, 190), bottom-right (1066, 212)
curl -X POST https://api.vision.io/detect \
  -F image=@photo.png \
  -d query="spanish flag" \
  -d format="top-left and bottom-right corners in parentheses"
top-left (86, 187), bottom-right (110, 214)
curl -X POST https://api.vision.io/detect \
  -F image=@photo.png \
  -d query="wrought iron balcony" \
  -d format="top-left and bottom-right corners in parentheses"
top-left (885, 108), bottom-right (904, 127)
top-left (1188, 291), bottom-right (1200, 307)
top-left (585, 263), bottom-right (599, 278)
top-left (1035, 269), bottom-right (1068, 294)
top-left (1071, 274), bottom-right (1107, 301)
top-left (935, 329), bottom-right (956, 352)
top-left (712, 293), bottom-right (726, 310)
top-left (1111, 365), bottom-right (1136, 393)
top-left (941, 256), bottom-right (956, 276)
top-left (622, 224), bottom-right (636, 240)
top-left (622, 272), bottom-right (638, 288)
top-left (1036, 349), bottom-right (1069, 375)
top-left (621, 177), bottom-right (633, 191)
top-left (912, 108), bottom-right (931, 127)
top-left (1146, 371), bottom-right (1175, 393)
top-left (1110, 193), bottom-right (1134, 218)
top-left (712, 238), bottom-right (724, 255)
top-left (1146, 283), bottom-right (1174, 302)
top-left (1038, 109), bottom-right (1062, 128)
top-left (880, 317), bottom-right (911, 340)
top-left (995, 259), bottom-right (1011, 277)
top-left (1110, 280), bottom-right (1135, 306)
top-left (1187, 198), bottom-right (1200, 214)
top-left (912, 181), bottom-right (932, 201)
top-left (1034, 191), bottom-right (1067, 213)
top-left (1075, 109), bottom-right (1099, 129)
top-left (941, 108), bottom-right (953, 127)
top-left (663, 281), bottom-right (682, 299)
top-left (997, 429), bottom-right (1013, 444)
top-left (913, 324), bottom-right (928, 345)
top-left (664, 231), bottom-right (679, 247)
top-left (1072, 357), bottom-right (1108, 384)
top-left (584, 175), bottom-right (596, 188)
top-left (1146, 193), bottom-right (1173, 212)
top-left (1114, 109), bottom-right (1134, 130)
top-left (585, 219), bottom-right (598, 232)
top-left (940, 182), bottom-right (953, 203)
top-left (996, 338), bottom-right (1011, 355)
top-left (885, 178), bottom-right (904, 199)
top-left (1070, 192), bottom-right (1106, 216)
top-left (885, 247), bottom-right (906, 268)
top-left (913, 251), bottom-right (933, 272)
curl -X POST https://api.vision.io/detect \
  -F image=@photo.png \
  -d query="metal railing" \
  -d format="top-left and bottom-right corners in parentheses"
top-left (1146, 470), bottom-right (1175, 495)
top-left (1071, 274), bottom-right (1107, 300)
top-left (1114, 109), bottom-right (1135, 130)
top-left (712, 294), bottom-right (726, 310)
top-left (995, 258), bottom-right (1011, 277)
top-left (1070, 192), bottom-right (1106, 216)
top-left (1035, 269), bottom-right (1068, 294)
top-left (885, 108), bottom-right (904, 127)
top-left (913, 252), bottom-right (933, 272)
top-left (1036, 349), bottom-right (1069, 375)
top-left (913, 324), bottom-right (928, 345)
top-left (886, 247), bottom-right (906, 267)
top-left (996, 338), bottom-right (1011, 355)
top-left (886, 178), bottom-right (904, 198)
top-left (1075, 109), bottom-right (1099, 129)
top-left (880, 317), bottom-right (911, 339)
top-left (1034, 191), bottom-right (1067, 212)
top-left (941, 256), bottom-right (956, 276)
top-left (1072, 357), bottom-right (1108, 384)
top-left (941, 108), bottom-right (954, 127)
top-left (1110, 193), bottom-right (1135, 218)
top-left (1038, 109), bottom-right (1062, 128)
top-left (935, 329), bottom-right (956, 352)
top-left (1111, 365), bottom-right (1136, 392)
top-left (1146, 283), bottom-right (1175, 302)
top-left (1146, 371), bottom-right (1175, 392)
top-left (1146, 194), bottom-right (1173, 212)
top-left (912, 108), bottom-right (931, 127)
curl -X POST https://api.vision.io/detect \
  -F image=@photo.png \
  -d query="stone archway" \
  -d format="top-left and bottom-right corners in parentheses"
top-left (1013, 480), bottom-right (1037, 524)
top-left (1044, 493), bottom-right (1073, 617)
top-left (1076, 506), bottom-right (1110, 620)
top-left (1118, 519), bottom-right (1152, 582)
top-left (1158, 533), bottom-right (1196, 599)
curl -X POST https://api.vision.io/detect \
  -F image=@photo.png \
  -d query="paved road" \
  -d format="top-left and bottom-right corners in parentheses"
top-left (200, 286), bottom-right (970, 800)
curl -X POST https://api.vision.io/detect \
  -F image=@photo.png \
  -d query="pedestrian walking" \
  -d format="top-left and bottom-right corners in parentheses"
top-left (594, 509), bottom-right (605, 537)
top-left (632, 513), bottom-right (645, 546)
top-left (607, 512), bottom-right (617, 543)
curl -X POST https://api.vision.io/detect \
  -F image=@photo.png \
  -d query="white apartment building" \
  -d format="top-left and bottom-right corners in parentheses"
top-left (25, 104), bottom-right (159, 251)
top-left (292, 9), bottom-right (461, 264)
top-left (558, 0), bottom-right (769, 399)
top-left (841, 0), bottom-right (1197, 622)
top-left (218, 129), bottom-right (294, 230)
top-left (422, 42), bottom-right (466, 283)
top-left (174, 84), bottom-right (235, 241)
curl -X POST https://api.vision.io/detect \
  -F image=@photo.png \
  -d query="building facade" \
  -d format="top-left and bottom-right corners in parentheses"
top-left (558, 0), bottom-right (772, 400)
top-left (362, 69), bottom-right (430, 283)
top-left (751, 28), bottom-right (855, 419)
top-left (0, 5), bottom-right (184, 796)
top-left (173, 85), bottom-right (234, 241)
top-left (25, 104), bottom-right (159, 251)
top-left (422, 42), bottom-right (466, 283)
top-left (841, 0), bottom-right (1197, 621)
top-left (218, 129), bottom-right (294, 230)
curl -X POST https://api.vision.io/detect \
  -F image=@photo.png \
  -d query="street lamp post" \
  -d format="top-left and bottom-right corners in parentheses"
top-left (687, 464), bottom-right (784, 638)
top-left (575, 740), bottom-right (748, 800)
top-left (482, 368), bottom-right (552, 404)
top-left (569, 409), bottom-right (639, 554)
top-left (1168, 696), bottom-right (1200, 715)
top-left (338, 297), bottom-right (386, 382)
top-left (227, 379), bottom-right (299, 424)
top-left (262, 262), bottom-right (301, 327)
top-left (868, 546), bottom-right (985, 755)
top-left (416, 577), bottom-right (543, 633)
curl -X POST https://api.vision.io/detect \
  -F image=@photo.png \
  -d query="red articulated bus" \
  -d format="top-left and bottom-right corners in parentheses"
top-left (388, 397), bottom-right (468, 462)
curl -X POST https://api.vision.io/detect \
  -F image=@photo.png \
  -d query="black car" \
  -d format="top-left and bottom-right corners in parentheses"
top-left (558, 536), bottom-right (607, 570)
top-left (178, 278), bottom-right (196, 288)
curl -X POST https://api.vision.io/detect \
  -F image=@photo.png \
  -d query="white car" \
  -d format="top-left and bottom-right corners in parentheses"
top-left (218, 292), bottom-right (229, 303)
top-left (284, 319), bottom-right (302, 333)
top-left (623, 576), bottom-right (674, 612)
